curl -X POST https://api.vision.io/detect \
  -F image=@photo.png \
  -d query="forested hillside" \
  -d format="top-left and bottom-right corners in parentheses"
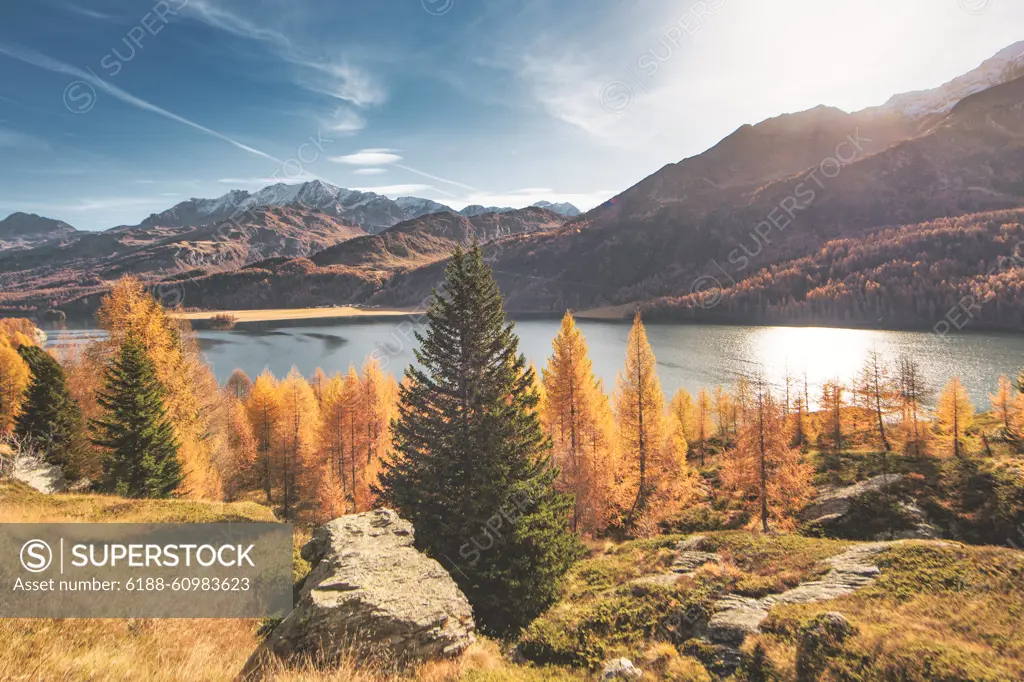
top-left (643, 209), bottom-right (1024, 330)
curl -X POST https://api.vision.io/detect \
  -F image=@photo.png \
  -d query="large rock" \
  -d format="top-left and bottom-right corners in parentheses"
top-left (600, 658), bottom-right (645, 680)
top-left (799, 475), bottom-right (904, 523)
top-left (8, 452), bottom-right (65, 494)
top-left (241, 509), bottom-right (475, 679)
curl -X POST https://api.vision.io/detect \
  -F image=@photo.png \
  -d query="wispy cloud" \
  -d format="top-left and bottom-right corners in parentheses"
top-left (332, 149), bottom-right (402, 165)
top-left (0, 125), bottom-right (49, 150)
top-left (0, 42), bottom-right (282, 163)
top-left (216, 174), bottom-right (317, 186)
top-left (394, 164), bottom-right (480, 192)
top-left (353, 168), bottom-right (387, 176)
top-left (323, 106), bottom-right (366, 133)
top-left (18, 196), bottom-right (169, 212)
top-left (62, 3), bottom-right (118, 22)
top-left (354, 183), bottom-right (456, 198)
top-left (185, 0), bottom-right (385, 108)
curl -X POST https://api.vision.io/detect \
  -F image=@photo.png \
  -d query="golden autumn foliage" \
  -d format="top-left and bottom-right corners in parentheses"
top-left (246, 370), bottom-right (282, 504)
top-left (540, 312), bottom-right (618, 534)
top-left (237, 360), bottom-right (397, 522)
top-left (0, 318), bottom-right (40, 434)
top-left (220, 395), bottom-right (258, 500)
top-left (0, 337), bottom-right (30, 433)
top-left (990, 375), bottom-right (1015, 434)
top-left (614, 313), bottom-right (696, 535)
top-left (92, 276), bottom-right (223, 499)
top-left (936, 377), bottom-right (975, 458)
top-left (719, 376), bottom-right (814, 531)
top-left (693, 388), bottom-right (713, 466)
top-left (277, 368), bottom-right (322, 519)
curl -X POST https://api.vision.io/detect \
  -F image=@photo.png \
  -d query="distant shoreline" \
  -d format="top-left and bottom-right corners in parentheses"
top-left (169, 305), bottom-right (635, 329)
top-left (170, 306), bottom-right (424, 327)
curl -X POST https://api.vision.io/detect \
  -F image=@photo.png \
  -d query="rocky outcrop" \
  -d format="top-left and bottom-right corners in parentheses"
top-left (600, 657), bottom-right (645, 680)
top-left (241, 509), bottom-right (475, 679)
top-left (706, 542), bottom-right (892, 646)
top-left (799, 475), bottom-right (904, 523)
top-left (799, 475), bottom-right (940, 540)
top-left (7, 453), bottom-right (65, 494)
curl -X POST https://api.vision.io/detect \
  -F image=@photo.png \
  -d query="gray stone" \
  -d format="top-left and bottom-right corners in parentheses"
top-left (799, 474), bottom-right (904, 523)
top-left (707, 596), bottom-right (770, 645)
top-left (241, 509), bottom-right (475, 679)
top-left (600, 657), bottom-right (644, 680)
top-left (11, 454), bottom-right (65, 494)
top-left (705, 542), bottom-right (895, 645)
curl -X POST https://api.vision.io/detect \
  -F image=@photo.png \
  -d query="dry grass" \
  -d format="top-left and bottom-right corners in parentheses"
top-left (0, 481), bottom-right (277, 524)
top-left (749, 541), bottom-right (1024, 681)
top-left (0, 482), bottom-right (576, 682)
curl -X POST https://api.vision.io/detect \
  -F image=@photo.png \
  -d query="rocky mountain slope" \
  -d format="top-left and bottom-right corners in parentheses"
top-left (0, 207), bottom-right (363, 310)
top-left (120, 179), bottom-right (582, 235)
top-left (170, 207), bottom-right (567, 310)
top-left (129, 180), bottom-right (437, 234)
top-left (410, 71), bottom-right (1024, 314)
top-left (0, 213), bottom-right (79, 250)
top-left (870, 39), bottom-right (1024, 120)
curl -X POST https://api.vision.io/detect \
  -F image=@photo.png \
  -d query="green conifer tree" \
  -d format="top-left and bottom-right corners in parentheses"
top-left (14, 345), bottom-right (81, 467)
top-left (376, 244), bottom-right (582, 636)
top-left (91, 337), bottom-right (182, 498)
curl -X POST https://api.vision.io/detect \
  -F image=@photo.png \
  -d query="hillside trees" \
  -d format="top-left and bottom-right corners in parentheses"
top-left (694, 388), bottom-right (713, 466)
top-left (14, 345), bottom-right (81, 469)
top-left (856, 349), bottom-right (897, 455)
top-left (91, 337), bottom-right (181, 498)
top-left (376, 244), bottom-right (580, 636)
top-left (615, 312), bottom-right (665, 531)
top-left (0, 336), bottom-right (30, 432)
top-left (720, 374), bottom-right (813, 531)
top-left (990, 375), bottom-right (1014, 435)
top-left (93, 276), bottom-right (222, 499)
top-left (541, 312), bottom-right (617, 533)
top-left (614, 313), bottom-right (696, 534)
top-left (936, 377), bottom-right (975, 459)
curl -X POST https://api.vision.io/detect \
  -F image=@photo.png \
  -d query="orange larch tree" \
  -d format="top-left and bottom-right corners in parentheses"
top-left (541, 312), bottom-right (618, 534)
top-left (93, 276), bottom-right (222, 499)
top-left (720, 374), bottom-right (814, 531)
top-left (614, 313), bottom-right (694, 535)
top-left (246, 370), bottom-right (282, 504)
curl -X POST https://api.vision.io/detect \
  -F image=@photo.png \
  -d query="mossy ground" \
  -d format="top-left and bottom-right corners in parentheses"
top-left (517, 531), bottom-right (1023, 681)
top-left (2, 460), bottom-right (1022, 681)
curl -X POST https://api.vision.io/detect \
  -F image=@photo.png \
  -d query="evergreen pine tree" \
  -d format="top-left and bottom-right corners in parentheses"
top-left (376, 244), bottom-right (582, 636)
top-left (14, 345), bottom-right (81, 467)
top-left (91, 337), bottom-right (182, 498)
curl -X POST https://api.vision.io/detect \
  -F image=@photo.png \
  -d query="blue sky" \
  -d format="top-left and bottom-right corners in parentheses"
top-left (1, 0), bottom-right (1022, 231)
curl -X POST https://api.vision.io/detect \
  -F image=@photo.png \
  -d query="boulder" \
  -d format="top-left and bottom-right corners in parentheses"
top-left (11, 454), bottom-right (65, 494)
top-left (241, 509), bottom-right (475, 679)
top-left (799, 475), bottom-right (904, 523)
top-left (600, 657), bottom-right (645, 680)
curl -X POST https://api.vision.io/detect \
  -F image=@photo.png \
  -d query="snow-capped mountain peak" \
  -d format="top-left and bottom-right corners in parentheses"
top-left (531, 201), bottom-right (581, 217)
top-left (873, 40), bottom-right (1024, 119)
top-left (129, 181), bottom-right (580, 234)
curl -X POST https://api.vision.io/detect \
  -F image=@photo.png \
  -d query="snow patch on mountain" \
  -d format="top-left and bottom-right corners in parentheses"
top-left (873, 41), bottom-right (1024, 119)
top-left (531, 201), bottom-right (581, 217)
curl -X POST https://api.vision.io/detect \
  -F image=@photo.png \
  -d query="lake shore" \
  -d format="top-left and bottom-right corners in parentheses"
top-left (171, 306), bottom-right (425, 324)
